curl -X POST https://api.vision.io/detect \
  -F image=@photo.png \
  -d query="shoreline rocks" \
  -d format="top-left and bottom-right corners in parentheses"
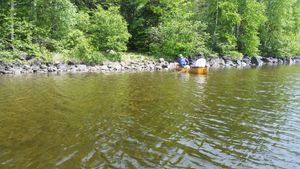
top-left (0, 56), bottom-right (299, 75)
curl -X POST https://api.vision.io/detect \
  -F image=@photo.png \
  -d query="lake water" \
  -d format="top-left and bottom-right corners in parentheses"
top-left (0, 65), bottom-right (300, 168)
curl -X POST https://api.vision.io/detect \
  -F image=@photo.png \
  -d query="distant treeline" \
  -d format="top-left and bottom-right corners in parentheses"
top-left (0, 0), bottom-right (299, 62)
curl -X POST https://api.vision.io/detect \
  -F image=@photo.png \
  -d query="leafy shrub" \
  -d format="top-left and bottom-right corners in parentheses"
top-left (150, 18), bottom-right (209, 59)
top-left (75, 11), bottom-right (90, 32)
top-left (225, 51), bottom-right (243, 59)
top-left (36, 0), bottom-right (77, 39)
top-left (89, 6), bottom-right (131, 52)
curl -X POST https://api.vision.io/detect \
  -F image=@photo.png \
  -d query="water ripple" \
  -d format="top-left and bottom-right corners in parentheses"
top-left (0, 66), bottom-right (300, 168)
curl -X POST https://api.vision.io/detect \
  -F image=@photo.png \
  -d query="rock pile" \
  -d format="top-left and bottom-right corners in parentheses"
top-left (0, 56), bottom-right (299, 75)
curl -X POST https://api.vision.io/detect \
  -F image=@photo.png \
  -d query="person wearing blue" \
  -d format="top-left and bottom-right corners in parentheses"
top-left (177, 54), bottom-right (190, 67)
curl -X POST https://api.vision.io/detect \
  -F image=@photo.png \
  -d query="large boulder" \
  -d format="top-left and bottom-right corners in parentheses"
top-left (278, 58), bottom-right (284, 64)
top-left (40, 64), bottom-right (48, 69)
top-left (32, 65), bottom-right (39, 73)
top-left (242, 57), bottom-right (251, 65)
top-left (225, 59), bottom-right (236, 67)
top-left (262, 57), bottom-right (273, 63)
top-left (286, 58), bottom-right (294, 65)
top-left (67, 60), bottom-right (76, 65)
top-left (23, 64), bottom-right (31, 70)
top-left (235, 59), bottom-right (242, 65)
top-left (158, 58), bottom-right (165, 63)
top-left (209, 58), bottom-right (225, 68)
top-left (47, 65), bottom-right (57, 72)
top-left (294, 56), bottom-right (300, 64)
top-left (31, 58), bottom-right (42, 66)
top-left (19, 52), bottom-right (32, 61)
top-left (155, 64), bottom-right (163, 70)
top-left (251, 57), bottom-right (264, 66)
top-left (56, 64), bottom-right (68, 71)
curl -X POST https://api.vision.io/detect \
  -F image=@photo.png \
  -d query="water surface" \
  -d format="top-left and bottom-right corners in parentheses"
top-left (0, 65), bottom-right (300, 168)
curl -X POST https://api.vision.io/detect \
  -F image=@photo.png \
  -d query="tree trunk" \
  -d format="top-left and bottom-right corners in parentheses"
top-left (10, 0), bottom-right (15, 50)
top-left (213, 0), bottom-right (219, 45)
top-left (32, 0), bottom-right (37, 23)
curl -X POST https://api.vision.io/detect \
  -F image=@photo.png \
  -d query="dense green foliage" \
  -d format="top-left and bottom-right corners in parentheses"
top-left (0, 0), bottom-right (299, 63)
top-left (89, 6), bottom-right (130, 52)
top-left (150, 19), bottom-right (208, 58)
top-left (260, 0), bottom-right (300, 57)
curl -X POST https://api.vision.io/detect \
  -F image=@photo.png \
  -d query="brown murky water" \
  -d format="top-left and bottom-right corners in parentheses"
top-left (0, 65), bottom-right (300, 168)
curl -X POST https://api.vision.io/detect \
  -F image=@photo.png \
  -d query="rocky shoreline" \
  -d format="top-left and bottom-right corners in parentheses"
top-left (0, 56), bottom-right (299, 75)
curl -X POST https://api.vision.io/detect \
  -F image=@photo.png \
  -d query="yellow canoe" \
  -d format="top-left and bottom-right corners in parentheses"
top-left (176, 66), bottom-right (209, 75)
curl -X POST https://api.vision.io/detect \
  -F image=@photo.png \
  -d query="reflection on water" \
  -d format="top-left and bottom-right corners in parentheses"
top-left (0, 65), bottom-right (300, 168)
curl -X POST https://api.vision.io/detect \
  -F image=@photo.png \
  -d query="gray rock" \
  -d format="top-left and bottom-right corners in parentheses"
top-left (0, 70), bottom-right (14, 74)
top-left (124, 65), bottom-right (131, 70)
top-left (168, 62), bottom-right (178, 70)
top-left (4, 64), bottom-right (12, 70)
top-left (100, 65), bottom-right (109, 70)
top-left (278, 59), bottom-right (284, 64)
top-left (31, 59), bottom-right (42, 66)
top-left (209, 58), bottom-right (225, 67)
top-left (32, 66), bottom-right (39, 73)
top-left (286, 58), bottom-right (294, 65)
top-left (225, 60), bottom-right (236, 67)
top-left (272, 58), bottom-right (278, 63)
top-left (40, 64), bottom-right (48, 69)
top-left (155, 65), bottom-right (162, 70)
top-left (107, 49), bottom-right (117, 55)
top-left (159, 58), bottom-right (165, 63)
top-left (59, 64), bottom-right (68, 72)
top-left (77, 64), bottom-right (87, 71)
top-left (161, 62), bottom-right (169, 68)
top-left (136, 66), bottom-right (143, 71)
top-left (262, 57), bottom-right (273, 63)
top-left (37, 69), bottom-right (47, 73)
top-left (242, 57), bottom-right (251, 65)
top-left (19, 52), bottom-right (32, 61)
top-left (108, 62), bottom-right (122, 70)
top-left (294, 58), bottom-right (300, 64)
top-left (54, 61), bottom-right (61, 66)
top-left (23, 65), bottom-right (31, 70)
top-left (120, 62), bottom-right (126, 67)
top-left (89, 66), bottom-right (98, 72)
top-left (18, 52), bottom-right (27, 61)
top-left (0, 70), bottom-right (6, 74)
top-left (69, 66), bottom-right (78, 73)
top-left (14, 69), bottom-right (22, 75)
top-left (251, 57), bottom-right (264, 66)
top-left (67, 60), bottom-right (76, 65)
top-left (47, 66), bottom-right (57, 72)
top-left (241, 62), bottom-right (247, 67)
top-left (236, 60), bottom-right (242, 65)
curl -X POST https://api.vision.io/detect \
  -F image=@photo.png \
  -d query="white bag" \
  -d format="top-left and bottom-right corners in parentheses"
top-left (193, 58), bottom-right (206, 67)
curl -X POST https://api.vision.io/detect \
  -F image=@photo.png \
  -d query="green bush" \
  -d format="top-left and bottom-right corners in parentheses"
top-left (225, 51), bottom-right (243, 59)
top-left (36, 0), bottom-right (77, 39)
top-left (0, 18), bottom-right (53, 61)
top-left (149, 19), bottom-right (209, 59)
top-left (62, 29), bottom-right (104, 63)
top-left (75, 11), bottom-right (90, 32)
top-left (89, 6), bottom-right (131, 52)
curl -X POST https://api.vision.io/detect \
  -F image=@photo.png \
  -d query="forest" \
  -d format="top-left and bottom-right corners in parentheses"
top-left (0, 0), bottom-right (299, 63)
